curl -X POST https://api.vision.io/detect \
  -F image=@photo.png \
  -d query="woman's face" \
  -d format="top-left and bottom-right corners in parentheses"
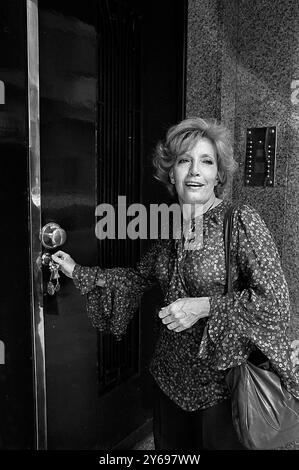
top-left (169, 137), bottom-right (218, 206)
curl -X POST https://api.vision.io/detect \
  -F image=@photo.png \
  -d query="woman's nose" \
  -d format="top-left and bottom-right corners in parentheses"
top-left (189, 163), bottom-right (200, 176)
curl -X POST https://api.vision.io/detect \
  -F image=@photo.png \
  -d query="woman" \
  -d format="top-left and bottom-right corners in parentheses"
top-left (52, 117), bottom-right (299, 450)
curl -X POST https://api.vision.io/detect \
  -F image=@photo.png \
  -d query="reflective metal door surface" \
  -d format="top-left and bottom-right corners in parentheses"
top-left (38, 0), bottom-right (111, 449)
top-left (26, 0), bottom-right (186, 450)
top-left (37, 0), bottom-right (149, 450)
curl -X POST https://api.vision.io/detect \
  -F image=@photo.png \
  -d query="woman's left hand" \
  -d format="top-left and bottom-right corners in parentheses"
top-left (291, 340), bottom-right (299, 369)
top-left (158, 297), bottom-right (210, 333)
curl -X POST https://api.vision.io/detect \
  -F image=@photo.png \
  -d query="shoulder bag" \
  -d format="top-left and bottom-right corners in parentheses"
top-left (224, 204), bottom-right (299, 450)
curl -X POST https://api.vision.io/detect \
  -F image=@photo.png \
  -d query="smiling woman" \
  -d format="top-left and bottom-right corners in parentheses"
top-left (169, 138), bottom-right (219, 213)
top-left (52, 117), bottom-right (299, 451)
top-left (153, 117), bottom-right (238, 201)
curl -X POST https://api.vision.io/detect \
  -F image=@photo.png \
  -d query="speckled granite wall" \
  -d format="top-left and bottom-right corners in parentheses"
top-left (187, 0), bottom-right (299, 333)
top-left (187, 0), bottom-right (222, 119)
top-left (286, 3), bottom-right (299, 335)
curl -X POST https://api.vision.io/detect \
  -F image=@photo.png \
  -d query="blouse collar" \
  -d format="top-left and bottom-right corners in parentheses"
top-left (172, 199), bottom-right (231, 251)
top-left (194, 199), bottom-right (229, 225)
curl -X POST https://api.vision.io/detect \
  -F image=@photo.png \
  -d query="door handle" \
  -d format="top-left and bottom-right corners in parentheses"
top-left (40, 222), bottom-right (67, 249)
top-left (39, 223), bottom-right (66, 296)
top-left (40, 222), bottom-right (66, 295)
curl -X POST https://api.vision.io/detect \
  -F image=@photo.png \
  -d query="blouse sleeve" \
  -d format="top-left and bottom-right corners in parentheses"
top-left (198, 204), bottom-right (299, 397)
top-left (72, 240), bottom-right (162, 340)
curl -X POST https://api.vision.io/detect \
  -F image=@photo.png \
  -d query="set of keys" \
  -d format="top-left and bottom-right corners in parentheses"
top-left (47, 260), bottom-right (60, 295)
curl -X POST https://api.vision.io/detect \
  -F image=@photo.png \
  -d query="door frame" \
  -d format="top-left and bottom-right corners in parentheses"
top-left (26, 0), bottom-right (47, 450)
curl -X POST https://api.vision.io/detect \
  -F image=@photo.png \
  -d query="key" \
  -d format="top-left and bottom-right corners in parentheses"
top-left (54, 280), bottom-right (60, 293)
top-left (52, 266), bottom-right (60, 280)
top-left (47, 262), bottom-right (60, 295)
top-left (53, 268), bottom-right (60, 292)
top-left (49, 264), bottom-right (55, 280)
top-left (47, 281), bottom-right (55, 296)
top-left (52, 265), bottom-right (60, 292)
top-left (49, 260), bottom-right (60, 272)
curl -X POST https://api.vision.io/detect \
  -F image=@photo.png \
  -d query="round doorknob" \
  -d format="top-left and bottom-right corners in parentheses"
top-left (40, 223), bottom-right (67, 249)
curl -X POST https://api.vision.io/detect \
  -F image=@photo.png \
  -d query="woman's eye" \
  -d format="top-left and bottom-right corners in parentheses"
top-left (178, 158), bottom-right (189, 164)
top-left (203, 159), bottom-right (213, 164)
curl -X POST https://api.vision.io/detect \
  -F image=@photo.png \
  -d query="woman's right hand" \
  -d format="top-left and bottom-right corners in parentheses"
top-left (51, 250), bottom-right (76, 278)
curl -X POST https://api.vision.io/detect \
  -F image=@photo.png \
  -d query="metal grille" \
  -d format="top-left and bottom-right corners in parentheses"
top-left (96, 0), bottom-right (142, 393)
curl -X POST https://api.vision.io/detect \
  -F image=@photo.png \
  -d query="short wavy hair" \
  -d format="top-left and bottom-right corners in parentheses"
top-left (153, 117), bottom-right (238, 197)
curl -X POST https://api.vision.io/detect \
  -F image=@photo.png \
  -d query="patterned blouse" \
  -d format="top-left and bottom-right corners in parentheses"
top-left (72, 200), bottom-right (299, 411)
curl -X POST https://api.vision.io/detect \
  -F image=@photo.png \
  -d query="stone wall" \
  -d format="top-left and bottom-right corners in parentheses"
top-left (187, 0), bottom-right (299, 332)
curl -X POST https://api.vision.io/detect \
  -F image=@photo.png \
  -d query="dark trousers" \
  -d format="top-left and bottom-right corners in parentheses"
top-left (153, 382), bottom-right (245, 450)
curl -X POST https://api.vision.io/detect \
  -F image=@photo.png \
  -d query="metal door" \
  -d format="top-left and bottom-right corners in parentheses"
top-left (26, 0), bottom-right (186, 450)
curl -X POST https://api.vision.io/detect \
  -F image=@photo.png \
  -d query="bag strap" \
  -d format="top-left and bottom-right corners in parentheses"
top-left (223, 203), bottom-right (269, 366)
top-left (223, 204), bottom-right (238, 295)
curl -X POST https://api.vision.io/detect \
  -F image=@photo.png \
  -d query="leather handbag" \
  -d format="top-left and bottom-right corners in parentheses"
top-left (223, 205), bottom-right (299, 450)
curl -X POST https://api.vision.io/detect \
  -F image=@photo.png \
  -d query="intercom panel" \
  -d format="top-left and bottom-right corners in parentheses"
top-left (244, 126), bottom-right (276, 187)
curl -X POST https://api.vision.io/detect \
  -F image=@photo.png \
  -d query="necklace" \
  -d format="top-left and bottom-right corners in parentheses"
top-left (182, 197), bottom-right (221, 250)
top-left (183, 196), bottom-right (216, 230)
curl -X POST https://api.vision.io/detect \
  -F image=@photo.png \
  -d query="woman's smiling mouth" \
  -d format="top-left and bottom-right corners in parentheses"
top-left (185, 181), bottom-right (205, 188)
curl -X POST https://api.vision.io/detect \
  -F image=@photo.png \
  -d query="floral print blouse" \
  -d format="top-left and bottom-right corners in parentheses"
top-left (72, 200), bottom-right (299, 411)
